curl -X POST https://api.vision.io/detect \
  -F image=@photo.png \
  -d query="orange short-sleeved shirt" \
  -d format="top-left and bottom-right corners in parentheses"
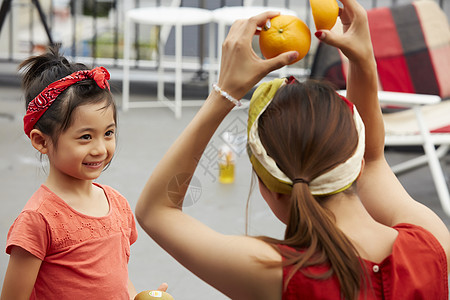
top-left (6, 184), bottom-right (138, 299)
top-left (281, 223), bottom-right (448, 299)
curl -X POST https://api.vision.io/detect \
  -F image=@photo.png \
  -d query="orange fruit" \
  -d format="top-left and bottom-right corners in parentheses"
top-left (259, 15), bottom-right (311, 64)
top-left (310, 0), bottom-right (339, 30)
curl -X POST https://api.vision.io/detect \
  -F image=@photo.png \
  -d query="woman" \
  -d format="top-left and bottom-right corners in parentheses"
top-left (135, 0), bottom-right (450, 298)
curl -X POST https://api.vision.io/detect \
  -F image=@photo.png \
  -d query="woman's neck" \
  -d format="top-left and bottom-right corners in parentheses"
top-left (322, 192), bottom-right (398, 263)
top-left (322, 192), bottom-right (374, 229)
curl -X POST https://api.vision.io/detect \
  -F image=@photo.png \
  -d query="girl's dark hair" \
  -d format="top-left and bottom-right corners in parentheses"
top-left (19, 46), bottom-right (116, 147)
top-left (257, 80), bottom-right (364, 300)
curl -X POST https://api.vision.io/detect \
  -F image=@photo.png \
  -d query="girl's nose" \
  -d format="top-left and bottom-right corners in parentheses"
top-left (91, 140), bottom-right (107, 156)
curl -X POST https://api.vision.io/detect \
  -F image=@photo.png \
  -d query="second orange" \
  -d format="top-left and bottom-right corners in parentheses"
top-left (310, 0), bottom-right (339, 30)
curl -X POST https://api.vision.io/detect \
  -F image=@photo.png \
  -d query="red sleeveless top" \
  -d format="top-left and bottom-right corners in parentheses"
top-left (280, 223), bottom-right (448, 299)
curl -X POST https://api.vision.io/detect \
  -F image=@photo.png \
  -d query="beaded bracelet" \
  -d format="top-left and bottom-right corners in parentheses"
top-left (212, 83), bottom-right (242, 107)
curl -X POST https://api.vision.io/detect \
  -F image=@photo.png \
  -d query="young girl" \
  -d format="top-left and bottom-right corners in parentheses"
top-left (135, 0), bottom-right (450, 299)
top-left (1, 48), bottom-right (139, 299)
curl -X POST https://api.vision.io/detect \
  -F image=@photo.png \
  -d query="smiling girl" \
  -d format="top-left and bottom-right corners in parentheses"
top-left (1, 47), bottom-right (139, 299)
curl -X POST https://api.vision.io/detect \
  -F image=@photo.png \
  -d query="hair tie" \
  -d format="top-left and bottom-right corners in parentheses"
top-left (292, 178), bottom-right (309, 185)
top-left (23, 66), bottom-right (111, 138)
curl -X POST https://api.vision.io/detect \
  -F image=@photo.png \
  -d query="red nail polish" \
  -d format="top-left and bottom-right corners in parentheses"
top-left (315, 31), bottom-right (323, 39)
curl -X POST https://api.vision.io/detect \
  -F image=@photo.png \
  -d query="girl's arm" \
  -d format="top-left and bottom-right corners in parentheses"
top-left (135, 12), bottom-right (297, 299)
top-left (319, 0), bottom-right (450, 263)
top-left (1, 246), bottom-right (42, 300)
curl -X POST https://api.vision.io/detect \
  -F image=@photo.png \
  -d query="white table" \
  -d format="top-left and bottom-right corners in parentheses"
top-left (123, 7), bottom-right (213, 118)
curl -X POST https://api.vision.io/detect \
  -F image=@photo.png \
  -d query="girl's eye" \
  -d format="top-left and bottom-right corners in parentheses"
top-left (80, 134), bottom-right (92, 140)
top-left (105, 130), bottom-right (115, 137)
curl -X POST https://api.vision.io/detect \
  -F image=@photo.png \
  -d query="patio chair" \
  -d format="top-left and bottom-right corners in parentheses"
top-left (310, 0), bottom-right (450, 215)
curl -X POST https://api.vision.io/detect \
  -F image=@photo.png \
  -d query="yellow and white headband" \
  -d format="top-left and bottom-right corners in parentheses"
top-left (247, 77), bottom-right (365, 196)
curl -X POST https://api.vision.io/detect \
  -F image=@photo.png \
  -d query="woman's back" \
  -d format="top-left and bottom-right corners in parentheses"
top-left (281, 223), bottom-right (448, 300)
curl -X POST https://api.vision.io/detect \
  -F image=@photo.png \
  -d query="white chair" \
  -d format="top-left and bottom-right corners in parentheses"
top-left (209, 2), bottom-right (299, 90)
top-left (122, 3), bottom-right (213, 118)
top-left (340, 90), bottom-right (450, 216)
top-left (381, 94), bottom-right (450, 215)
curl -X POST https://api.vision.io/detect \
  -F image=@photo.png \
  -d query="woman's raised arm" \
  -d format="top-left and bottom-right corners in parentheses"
top-left (318, 0), bottom-right (450, 264)
top-left (135, 11), bottom-right (297, 226)
top-left (135, 12), bottom-right (298, 299)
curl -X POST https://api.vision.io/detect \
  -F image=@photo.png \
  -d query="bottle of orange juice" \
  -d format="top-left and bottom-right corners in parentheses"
top-left (218, 132), bottom-right (235, 184)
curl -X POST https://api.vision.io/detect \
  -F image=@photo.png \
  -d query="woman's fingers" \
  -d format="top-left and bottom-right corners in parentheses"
top-left (264, 51), bottom-right (299, 74)
top-left (252, 11), bottom-right (281, 27)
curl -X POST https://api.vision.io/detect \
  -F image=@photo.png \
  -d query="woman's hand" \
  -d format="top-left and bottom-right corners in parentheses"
top-left (315, 0), bottom-right (373, 65)
top-left (217, 11), bottom-right (299, 101)
top-left (314, 0), bottom-right (381, 162)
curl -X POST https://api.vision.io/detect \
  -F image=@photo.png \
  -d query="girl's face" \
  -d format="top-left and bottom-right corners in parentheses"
top-left (46, 101), bottom-right (116, 183)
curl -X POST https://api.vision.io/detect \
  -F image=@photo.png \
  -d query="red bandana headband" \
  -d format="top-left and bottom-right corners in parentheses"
top-left (286, 76), bottom-right (354, 112)
top-left (23, 66), bottom-right (111, 138)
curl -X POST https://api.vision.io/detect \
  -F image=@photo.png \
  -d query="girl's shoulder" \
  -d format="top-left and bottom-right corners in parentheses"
top-left (93, 183), bottom-right (132, 212)
top-left (22, 185), bottom-right (61, 212)
top-left (93, 183), bottom-right (119, 195)
top-left (94, 183), bottom-right (126, 201)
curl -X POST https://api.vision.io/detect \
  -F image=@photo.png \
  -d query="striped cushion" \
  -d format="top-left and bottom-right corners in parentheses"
top-left (310, 1), bottom-right (450, 100)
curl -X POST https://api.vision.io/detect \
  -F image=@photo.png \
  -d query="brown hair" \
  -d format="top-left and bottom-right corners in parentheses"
top-left (19, 46), bottom-right (116, 148)
top-left (257, 80), bottom-right (364, 300)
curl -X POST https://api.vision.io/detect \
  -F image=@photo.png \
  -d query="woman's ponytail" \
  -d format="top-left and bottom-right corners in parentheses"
top-left (283, 184), bottom-right (363, 300)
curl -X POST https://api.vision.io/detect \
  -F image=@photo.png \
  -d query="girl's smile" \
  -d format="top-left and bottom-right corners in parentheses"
top-left (83, 161), bottom-right (105, 169)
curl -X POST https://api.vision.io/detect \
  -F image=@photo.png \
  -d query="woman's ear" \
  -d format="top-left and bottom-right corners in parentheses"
top-left (29, 129), bottom-right (49, 154)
